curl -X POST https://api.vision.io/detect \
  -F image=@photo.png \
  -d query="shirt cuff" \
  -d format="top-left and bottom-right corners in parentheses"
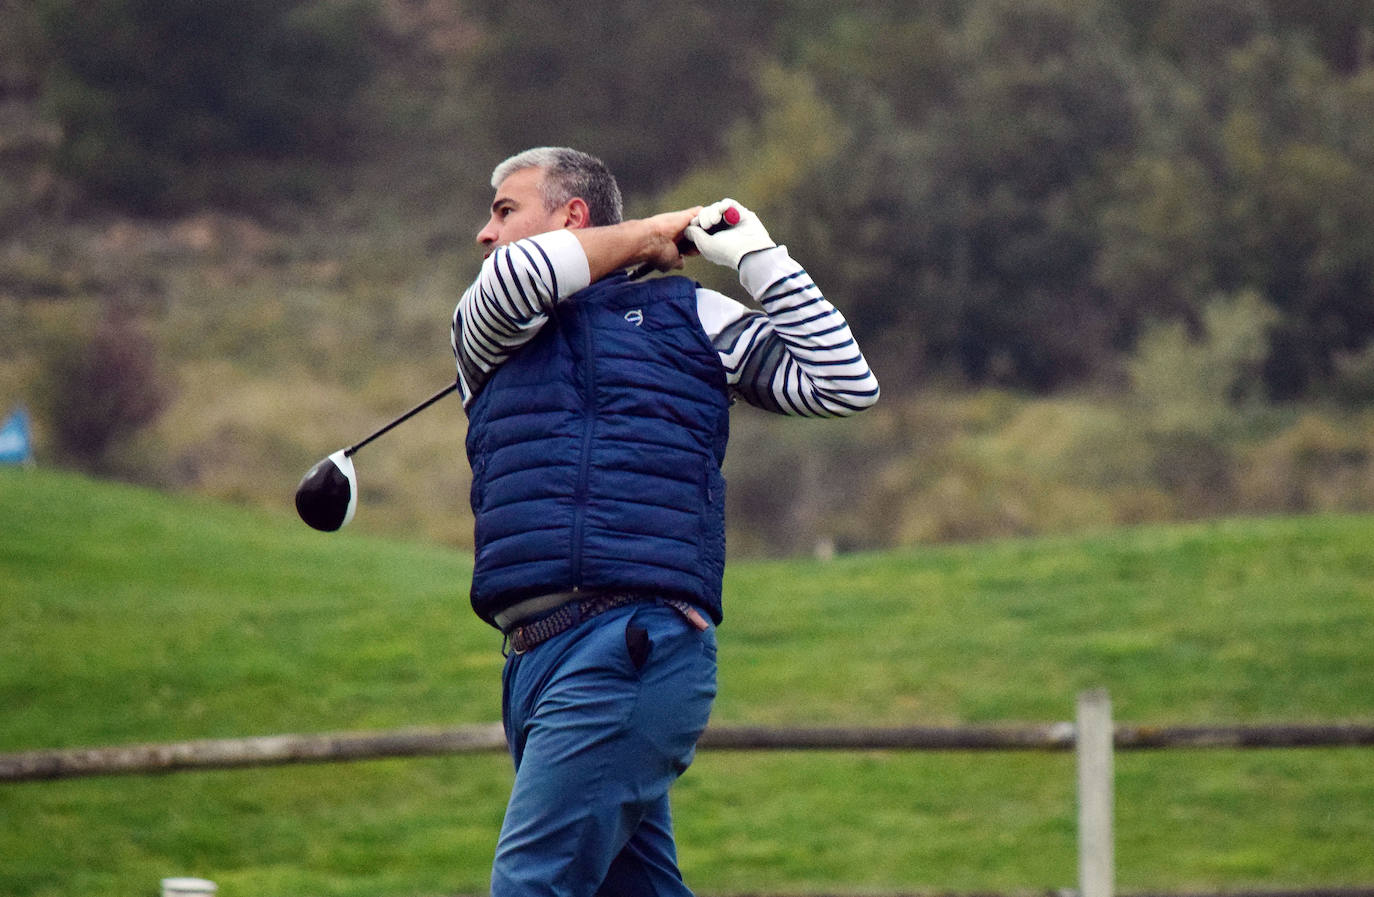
top-left (738, 245), bottom-right (797, 299)
top-left (528, 229), bottom-right (591, 300)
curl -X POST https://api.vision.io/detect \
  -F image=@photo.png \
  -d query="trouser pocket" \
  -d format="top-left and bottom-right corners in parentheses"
top-left (626, 624), bottom-right (651, 670)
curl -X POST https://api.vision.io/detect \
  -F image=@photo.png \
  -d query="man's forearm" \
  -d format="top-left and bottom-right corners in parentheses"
top-left (572, 208), bottom-right (700, 282)
top-left (571, 221), bottom-right (659, 282)
top-left (708, 247), bottom-right (881, 418)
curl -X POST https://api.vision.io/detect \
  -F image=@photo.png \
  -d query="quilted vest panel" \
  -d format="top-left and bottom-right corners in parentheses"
top-left (465, 274), bottom-right (730, 626)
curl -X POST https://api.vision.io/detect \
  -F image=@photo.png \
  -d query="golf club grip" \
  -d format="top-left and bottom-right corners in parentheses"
top-left (628, 205), bottom-right (740, 280)
top-left (345, 381), bottom-right (458, 456)
top-left (674, 208), bottom-right (738, 252)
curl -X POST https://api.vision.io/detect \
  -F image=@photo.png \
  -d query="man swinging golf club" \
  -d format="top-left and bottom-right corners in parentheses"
top-left (450, 147), bottom-right (879, 897)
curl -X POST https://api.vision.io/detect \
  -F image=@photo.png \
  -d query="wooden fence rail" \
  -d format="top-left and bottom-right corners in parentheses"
top-left (4, 718), bottom-right (1373, 784)
top-left (5, 692), bottom-right (1372, 897)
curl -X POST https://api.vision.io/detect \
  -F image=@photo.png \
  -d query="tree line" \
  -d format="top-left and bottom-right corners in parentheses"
top-left (12, 0), bottom-right (1374, 404)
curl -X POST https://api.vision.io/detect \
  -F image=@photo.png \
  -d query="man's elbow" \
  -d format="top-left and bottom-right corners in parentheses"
top-left (858, 380), bottom-right (881, 410)
top-left (849, 381), bottom-right (881, 413)
top-left (823, 379), bottom-right (880, 417)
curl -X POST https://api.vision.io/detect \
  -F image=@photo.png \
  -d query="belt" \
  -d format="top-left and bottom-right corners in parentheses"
top-left (501, 592), bottom-right (702, 655)
top-left (503, 592), bottom-right (645, 655)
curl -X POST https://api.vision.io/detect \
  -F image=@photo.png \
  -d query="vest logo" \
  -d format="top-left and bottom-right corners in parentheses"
top-left (624, 309), bottom-right (644, 326)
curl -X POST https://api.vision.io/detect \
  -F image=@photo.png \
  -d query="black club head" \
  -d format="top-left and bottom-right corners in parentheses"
top-left (294, 450), bottom-right (358, 532)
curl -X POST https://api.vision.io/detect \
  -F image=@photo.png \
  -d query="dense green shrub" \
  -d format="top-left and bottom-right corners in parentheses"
top-left (38, 309), bottom-right (168, 473)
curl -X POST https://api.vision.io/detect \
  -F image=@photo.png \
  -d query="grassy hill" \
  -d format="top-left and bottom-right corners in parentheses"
top-left (2, 467), bottom-right (1372, 896)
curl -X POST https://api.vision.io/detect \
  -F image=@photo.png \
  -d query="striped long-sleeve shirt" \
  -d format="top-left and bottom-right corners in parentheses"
top-left (451, 229), bottom-right (879, 416)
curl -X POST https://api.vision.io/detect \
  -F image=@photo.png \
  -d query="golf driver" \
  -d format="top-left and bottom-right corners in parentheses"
top-left (295, 382), bottom-right (458, 531)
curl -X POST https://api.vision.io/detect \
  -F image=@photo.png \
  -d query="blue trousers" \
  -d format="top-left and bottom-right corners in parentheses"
top-left (493, 601), bottom-right (718, 897)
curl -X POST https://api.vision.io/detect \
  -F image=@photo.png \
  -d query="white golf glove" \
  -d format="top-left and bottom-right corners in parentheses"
top-left (685, 199), bottom-right (775, 270)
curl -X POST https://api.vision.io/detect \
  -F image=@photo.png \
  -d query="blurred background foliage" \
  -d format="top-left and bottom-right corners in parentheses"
top-left (3, 0), bottom-right (1374, 555)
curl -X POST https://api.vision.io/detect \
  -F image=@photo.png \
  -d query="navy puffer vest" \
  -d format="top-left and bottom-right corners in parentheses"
top-left (465, 273), bottom-right (730, 627)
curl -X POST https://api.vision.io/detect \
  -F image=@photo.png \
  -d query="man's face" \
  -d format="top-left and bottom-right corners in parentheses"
top-left (476, 167), bottom-right (565, 254)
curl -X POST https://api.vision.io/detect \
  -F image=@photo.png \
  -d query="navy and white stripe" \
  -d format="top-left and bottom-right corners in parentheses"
top-left (452, 231), bottom-right (588, 405)
top-left (453, 236), bottom-right (879, 417)
top-left (704, 258), bottom-right (879, 417)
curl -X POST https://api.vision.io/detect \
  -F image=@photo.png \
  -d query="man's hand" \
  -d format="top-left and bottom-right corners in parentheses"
top-left (637, 207), bottom-right (704, 273)
top-left (685, 199), bottom-right (775, 270)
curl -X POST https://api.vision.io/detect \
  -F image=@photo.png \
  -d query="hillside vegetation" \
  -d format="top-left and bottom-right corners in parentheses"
top-left (2, 468), bottom-right (1372, 895)
top-left (5, 1), bottom-right (1374, 554)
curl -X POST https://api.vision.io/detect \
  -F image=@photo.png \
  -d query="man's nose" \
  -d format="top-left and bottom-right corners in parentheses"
top-left (476, 218), bottom-right (497, 247)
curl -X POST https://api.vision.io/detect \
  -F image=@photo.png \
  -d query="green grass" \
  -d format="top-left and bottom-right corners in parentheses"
top-left (2, 467), bottom-right (1373, 896)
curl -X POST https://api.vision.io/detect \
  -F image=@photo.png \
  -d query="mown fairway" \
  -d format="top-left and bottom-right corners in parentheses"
top-left (2, 468), bottom-right (1372, 896)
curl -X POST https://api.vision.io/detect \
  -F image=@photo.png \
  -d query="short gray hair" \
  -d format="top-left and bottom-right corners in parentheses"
top-left (490, 147), bottom-right (624, 226)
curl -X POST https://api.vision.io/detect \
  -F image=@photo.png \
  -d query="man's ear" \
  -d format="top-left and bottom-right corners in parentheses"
top-left (562, 197), bottom-right (592, 230)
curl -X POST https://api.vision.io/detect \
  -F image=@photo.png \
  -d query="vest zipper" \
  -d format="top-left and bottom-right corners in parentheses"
top-left (570, 301), bottom-right (596, 587)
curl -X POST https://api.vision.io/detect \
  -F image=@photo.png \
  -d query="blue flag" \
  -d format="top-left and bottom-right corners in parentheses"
top-left (0, 406), bottom-right (33, 465)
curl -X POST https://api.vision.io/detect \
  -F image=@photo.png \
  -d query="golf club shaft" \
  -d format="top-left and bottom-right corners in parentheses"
top-left (344, 382), bottom-right (458, 457)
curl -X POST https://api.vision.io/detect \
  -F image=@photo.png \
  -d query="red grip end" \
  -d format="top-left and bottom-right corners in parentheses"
top-left (722, 206), bottom-right (741, 226)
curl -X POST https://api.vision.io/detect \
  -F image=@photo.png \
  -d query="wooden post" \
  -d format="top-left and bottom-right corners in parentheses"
top-left (1077, 688), bottom-right (1114, 897)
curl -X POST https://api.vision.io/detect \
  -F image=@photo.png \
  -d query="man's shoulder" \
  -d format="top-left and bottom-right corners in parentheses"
top-left (578, 273), bottom-right (699, 307)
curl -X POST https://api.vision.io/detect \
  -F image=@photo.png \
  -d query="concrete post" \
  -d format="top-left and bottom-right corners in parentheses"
top-left (1076, 688), bottom-right (1114, 897)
